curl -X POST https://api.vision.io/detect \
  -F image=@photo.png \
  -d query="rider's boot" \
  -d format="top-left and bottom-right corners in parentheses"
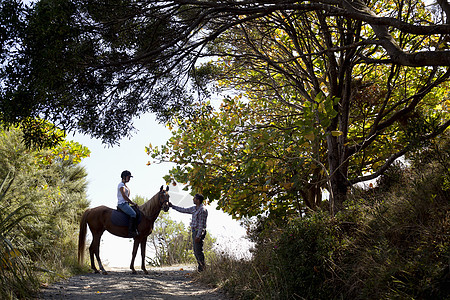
top-left (128, 217), bottom-right (138, 238)
top-left (132, 217), bottom-right (139, 236)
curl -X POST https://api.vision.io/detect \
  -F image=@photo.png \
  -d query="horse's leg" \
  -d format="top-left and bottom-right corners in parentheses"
top-left (95, 248), bottom-right (108, 275)
top-left (91, 232), bottom-right (108, 275)
top-left (89, 243), bottom-right (98, 273)
top-left (130, 239), bottom-right (140, 274)
top-left (140, 237), bottom-right (148, 275)
top-left (89, 234), bottom-right (100, 273)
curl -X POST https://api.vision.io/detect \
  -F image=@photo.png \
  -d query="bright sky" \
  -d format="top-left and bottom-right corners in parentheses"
top-left (68, 113), bottom-right (252, 268)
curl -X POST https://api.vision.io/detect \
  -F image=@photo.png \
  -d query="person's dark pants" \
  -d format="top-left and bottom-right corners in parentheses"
top-left (192, 229), bottom-right (206, 271)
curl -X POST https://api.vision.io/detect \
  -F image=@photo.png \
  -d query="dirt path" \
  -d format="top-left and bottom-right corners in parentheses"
top-left (37, 265), bottom-right (229, 299)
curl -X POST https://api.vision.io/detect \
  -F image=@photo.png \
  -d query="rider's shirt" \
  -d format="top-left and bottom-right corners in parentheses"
top-left (117, 182), bottom-right (130, 205)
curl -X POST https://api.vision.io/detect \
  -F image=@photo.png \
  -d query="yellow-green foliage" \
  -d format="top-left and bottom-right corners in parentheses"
top-left (0, 127), bottom-right (90, 299)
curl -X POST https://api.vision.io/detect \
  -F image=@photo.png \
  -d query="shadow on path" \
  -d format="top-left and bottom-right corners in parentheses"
top-left (37, 266), bottom-right (228, 299)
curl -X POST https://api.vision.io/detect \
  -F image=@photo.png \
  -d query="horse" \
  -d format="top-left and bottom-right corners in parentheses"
top-left (78, 185), bottom-right (170, 274)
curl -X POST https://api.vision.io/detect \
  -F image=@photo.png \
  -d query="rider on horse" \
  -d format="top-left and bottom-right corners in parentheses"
top-left (117, 170), bottom-right (139, 238)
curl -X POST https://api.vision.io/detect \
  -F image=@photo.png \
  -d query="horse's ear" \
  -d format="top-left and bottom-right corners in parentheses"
top-left (166, 186), bottom-right (169, 192)
top-left (160, 185), bottom-right (163, 191)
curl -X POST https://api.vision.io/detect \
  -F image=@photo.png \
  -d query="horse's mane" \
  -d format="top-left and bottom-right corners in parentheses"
top-left (139, 193), bottom-right (160, 218)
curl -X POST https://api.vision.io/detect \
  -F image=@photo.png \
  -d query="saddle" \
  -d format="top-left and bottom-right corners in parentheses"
top-left (110, 205), bottom-right (142, 227)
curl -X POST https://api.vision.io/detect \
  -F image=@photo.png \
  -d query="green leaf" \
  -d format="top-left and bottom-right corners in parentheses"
top-left (331, 131), bottom-right (343, 136)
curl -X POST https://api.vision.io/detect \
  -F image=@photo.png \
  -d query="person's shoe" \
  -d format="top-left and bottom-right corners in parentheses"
top-left (198, 264), bottom-right (206, 272)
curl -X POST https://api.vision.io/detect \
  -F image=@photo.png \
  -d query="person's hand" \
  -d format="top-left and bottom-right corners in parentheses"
top-left (195, 236), bottom-right (201, 243)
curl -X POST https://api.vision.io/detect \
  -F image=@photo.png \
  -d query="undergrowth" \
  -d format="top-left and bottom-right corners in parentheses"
top-left (196, 137), bottom-right (450, 299)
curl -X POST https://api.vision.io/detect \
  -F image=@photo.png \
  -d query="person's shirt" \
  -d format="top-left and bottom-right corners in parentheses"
top-left (172, 204), bottom-right (208, 237)
top-left (117, 182), bottom-right (130, 205)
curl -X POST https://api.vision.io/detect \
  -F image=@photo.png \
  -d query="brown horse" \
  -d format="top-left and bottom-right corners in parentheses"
top-left (78, 185), bottom-right (170, 274)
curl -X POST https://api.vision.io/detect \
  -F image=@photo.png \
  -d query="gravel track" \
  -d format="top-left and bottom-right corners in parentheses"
top-left (37, 265), bottom-right (229, 299)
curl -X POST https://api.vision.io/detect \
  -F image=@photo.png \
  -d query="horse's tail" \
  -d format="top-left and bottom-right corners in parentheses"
top-left (78, 209), bottom-right (90, 265)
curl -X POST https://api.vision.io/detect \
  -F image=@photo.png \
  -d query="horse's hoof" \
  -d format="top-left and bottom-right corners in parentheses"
top-left (143, 270), bottom-right (149, 275)
top-left (131, 270), bottom-right (137, 275)
top-left (94, 270), bottom-right (100, 274)
top-left (102, 271), bottom-right (108, 275)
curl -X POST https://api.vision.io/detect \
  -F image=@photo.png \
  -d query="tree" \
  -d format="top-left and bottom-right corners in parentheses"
top-left (147, 212), bottom-right (192, 266)
top-left (150, 0), bottom-right (449, 216)
top-left (2, 0), bottom-right (449, 214)
top-left (0, 126), bottom-right (90, 296)
top-left (148, 98), bottom-right (327, 219)
top-left (2, 0), bottom-right (450, 145)
top-left (1, 0), bottom-right (198, 145)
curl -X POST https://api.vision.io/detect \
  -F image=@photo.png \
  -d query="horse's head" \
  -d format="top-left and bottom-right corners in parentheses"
top-left (159, 185), bottom-right (170, 212)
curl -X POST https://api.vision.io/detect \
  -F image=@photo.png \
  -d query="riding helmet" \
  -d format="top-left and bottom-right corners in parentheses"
top-left (121, 170), bottom-right (133, 179)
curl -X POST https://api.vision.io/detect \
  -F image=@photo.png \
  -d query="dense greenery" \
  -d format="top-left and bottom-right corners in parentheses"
top-left (197, 134), bottom-right (449, 299)
top-left (0, 203), bottom-right (37, 299)
top-left (0, 0), bottom-right (198, 146)
top-left (149, 0), bottom-right (449, 216)
top-left (0, 127), bottom-right (90, 299)
top-left (1, 0), bottom-right (449, 148)
top-left (0, 0), bottom-right (448, 298)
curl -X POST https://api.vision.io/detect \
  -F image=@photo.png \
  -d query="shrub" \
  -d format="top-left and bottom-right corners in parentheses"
top-left (0, 127), bottom-right (90, 297)
top-left (337, 134), bottom-right (450, 299)
top-left (197, 134), bottom-right (449, 299)
top-left (266, 213), bottom-right (341, 299)
top-left (212, 212), bottom-right (344, 299)
top-left (148, 211), bottom-right (216, 266)
top-left (0, 204), bottom-right (39, 300)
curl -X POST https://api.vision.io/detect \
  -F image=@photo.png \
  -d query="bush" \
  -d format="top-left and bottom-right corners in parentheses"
top-left (197, 212), bottom-right (343, 299)
top-left (0, 204), bottom-right (39, 300)
top-left (0, 127), bottom-right (90, 298)
top-left (198, 135), bottom-right (450, 299)
top-left (336, 134), bottom-right (450, 299)
top-left (265, 213), bottom-right (341, 299)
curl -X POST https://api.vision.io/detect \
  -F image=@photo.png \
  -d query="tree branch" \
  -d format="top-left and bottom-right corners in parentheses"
top-left (344, 0), bottom-right (450, 66)
top-left (350, 117), bottom-right (450, 185)
top-left (348, 67), bottom-right (450, 155)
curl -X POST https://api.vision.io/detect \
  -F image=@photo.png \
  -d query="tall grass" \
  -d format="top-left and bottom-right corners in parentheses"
top-left (0, 204), bottom-right (39, 299)
top-left (0, 128), bottom-right (91, 298)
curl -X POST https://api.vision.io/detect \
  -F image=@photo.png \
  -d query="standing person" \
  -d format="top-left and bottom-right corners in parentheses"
top-left (169, 194), bottom-right (208, 272)
top-left (117, 170), bottom-right (139, 238)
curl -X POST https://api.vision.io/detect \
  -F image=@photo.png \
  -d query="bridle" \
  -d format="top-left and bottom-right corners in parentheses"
top-left (159, 190), bottom-right (170, 210)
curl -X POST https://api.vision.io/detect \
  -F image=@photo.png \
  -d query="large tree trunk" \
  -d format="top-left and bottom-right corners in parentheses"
top-left (327, 72), bottom-right (352, 215)
top-left (327, 134), bottom-right (349, 215)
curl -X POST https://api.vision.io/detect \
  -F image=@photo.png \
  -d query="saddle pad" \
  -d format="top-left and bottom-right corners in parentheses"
top-left (110, 209), bottom-right (142, 227)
